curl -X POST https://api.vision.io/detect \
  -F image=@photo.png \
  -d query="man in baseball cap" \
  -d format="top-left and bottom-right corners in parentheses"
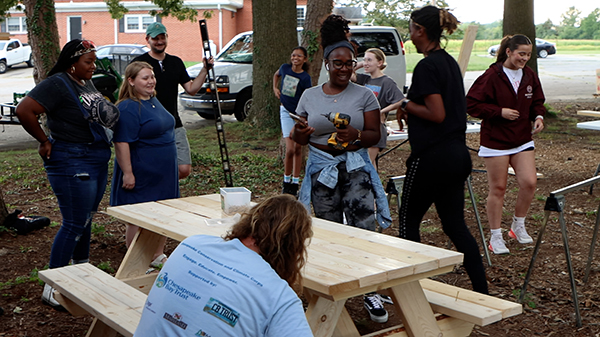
top-left (133, 22), bottom-right (212, 180)
top-left (146, 22), bottom-right (167, 38)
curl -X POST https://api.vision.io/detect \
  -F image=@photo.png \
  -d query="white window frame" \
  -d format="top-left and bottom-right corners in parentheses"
top-left (124, 14), bottom-right (156, 33)
top-left (297, 6), bottom-right (306, 28)
top-left (6, 16), bottom-right (27, 34)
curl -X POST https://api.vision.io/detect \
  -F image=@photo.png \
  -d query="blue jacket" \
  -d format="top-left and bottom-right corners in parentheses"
top-left (299, 145), bottom-right (392, 229)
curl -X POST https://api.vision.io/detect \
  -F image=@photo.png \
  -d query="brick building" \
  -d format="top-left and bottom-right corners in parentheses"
top-left (1, 0), bottom-right (311, 62)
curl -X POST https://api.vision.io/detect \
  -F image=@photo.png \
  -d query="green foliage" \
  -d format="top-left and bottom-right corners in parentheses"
top-left (302, 30), bottom-right (320, 62)
top-left (97, 261), bottom-right (115, 274)
top-left (512, 288), bottom-right (536, 309)
top-left (91, 223), bottom-right (106, 236)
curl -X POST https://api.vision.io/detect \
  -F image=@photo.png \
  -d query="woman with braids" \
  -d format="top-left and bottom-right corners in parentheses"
top-left (133, 194), bottom-right (314, 337)
top-left (396, 6), bottom-right (488, 294)
top-left (15, 39), bottom-right (120, 308)
top-left (467, 35), bottom-right (545, 255)
top-left (292, 14), bottom-right (392, 323)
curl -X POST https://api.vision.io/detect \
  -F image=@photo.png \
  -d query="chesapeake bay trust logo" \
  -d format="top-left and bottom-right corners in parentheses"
top-left (195, 329), bottom-right (212, 337)
top-left (203, 298), bottom-right (240, 327)
top-left (156, 272), bottom-right (168, 288)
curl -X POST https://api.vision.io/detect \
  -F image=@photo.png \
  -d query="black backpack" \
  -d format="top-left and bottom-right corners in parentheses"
top-left (3, 209), bottom-right (50, 235)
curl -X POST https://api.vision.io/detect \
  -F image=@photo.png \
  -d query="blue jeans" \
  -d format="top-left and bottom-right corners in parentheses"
top-left (43, 140), bottom-right (111, 269)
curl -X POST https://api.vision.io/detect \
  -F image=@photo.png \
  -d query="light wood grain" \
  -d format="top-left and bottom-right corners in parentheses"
top-left (577, 110), bottom-right (600, 117)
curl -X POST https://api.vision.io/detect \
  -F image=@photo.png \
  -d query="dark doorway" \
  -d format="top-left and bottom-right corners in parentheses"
top-left (69, 17), bottom-right (82, 41)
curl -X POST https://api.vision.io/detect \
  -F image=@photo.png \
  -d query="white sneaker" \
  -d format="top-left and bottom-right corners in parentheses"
top-left (488, 234), bottom-right (510, 254)
top-left (509, 225), bottom-right (533, 244)
top-left (42, 283), bottom-right (65, 311)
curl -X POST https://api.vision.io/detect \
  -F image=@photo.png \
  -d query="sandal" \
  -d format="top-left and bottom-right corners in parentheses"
top-left (150, 254), bottom-right (168, 269)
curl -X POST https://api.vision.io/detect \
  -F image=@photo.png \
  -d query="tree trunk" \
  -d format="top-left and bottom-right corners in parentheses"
top-left (503, 0), bottom-right (537, 72)
top-left (23, 0), bottom-right (61, 84)
top-left (0, 185), bottom-right (8, 226)
top-left (301, 0), bottom-right (333, 86)
top-left (250, 0), bottom-right (298, 129)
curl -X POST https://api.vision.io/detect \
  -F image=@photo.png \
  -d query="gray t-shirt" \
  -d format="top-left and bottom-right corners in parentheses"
top-left (356, 74), bottom-right (404, 148)
top-left (296, 82), bottom-right (380, 146)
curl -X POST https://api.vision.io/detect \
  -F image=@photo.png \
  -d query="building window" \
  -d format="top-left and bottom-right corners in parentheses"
top-left (124, 15), bottom-right (155, 33)
top-left (6, 17), bottom-right (27, 34)
top-left (297, 6), bottom-right (306, 28)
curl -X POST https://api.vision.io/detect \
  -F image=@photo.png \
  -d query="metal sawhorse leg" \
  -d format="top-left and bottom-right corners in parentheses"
top-left (385, 174), bottom-right (491, 267)
top-left (518, 175), bottom-right (600, 328)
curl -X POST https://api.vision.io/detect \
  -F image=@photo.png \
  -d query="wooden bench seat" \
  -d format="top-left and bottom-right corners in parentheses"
top-left (420, 279), bottom-right (522, 326)
top-left (38, 263), bottom-right (146, 337)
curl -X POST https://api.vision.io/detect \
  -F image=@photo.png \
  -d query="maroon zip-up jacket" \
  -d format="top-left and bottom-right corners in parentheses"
top-left (467, 62), bottom-right (546, 150)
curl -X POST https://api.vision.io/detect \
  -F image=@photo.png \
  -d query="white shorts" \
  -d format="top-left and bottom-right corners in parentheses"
top-left (478, 140), bottom-right (535, 157)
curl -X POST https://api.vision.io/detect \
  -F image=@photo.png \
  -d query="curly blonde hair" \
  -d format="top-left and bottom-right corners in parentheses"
top-left (223, 194), bottom-right (313, 289)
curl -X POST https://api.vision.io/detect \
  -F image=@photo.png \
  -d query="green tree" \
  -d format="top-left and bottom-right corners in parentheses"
top-left (557, 6), bottom-right (581, 39)
top-left (535, 19), bottom-right (558, 39)
top-left (578, 9), bottom-right (600, 39)
top-left (250, 0), bottom-right (298, 129)
top-left (503, 0), bottom-right (537, 71)
top-left (348, 0), bottom-right (448, 38)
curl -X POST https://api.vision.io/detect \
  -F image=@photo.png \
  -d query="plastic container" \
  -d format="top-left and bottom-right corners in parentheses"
top-left (220, 187), bottom-right (251, 215)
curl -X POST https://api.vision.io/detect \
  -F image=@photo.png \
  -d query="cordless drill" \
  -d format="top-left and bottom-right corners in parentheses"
top-left (322, 112), bottom-right (351, 150)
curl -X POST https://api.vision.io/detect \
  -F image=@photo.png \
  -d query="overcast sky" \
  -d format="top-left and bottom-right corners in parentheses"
top-left (445, 0), bottom-right (599, 25)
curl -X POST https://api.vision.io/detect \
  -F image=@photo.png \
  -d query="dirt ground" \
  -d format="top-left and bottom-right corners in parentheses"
top-left (2, 99), bottom-right (600, 336)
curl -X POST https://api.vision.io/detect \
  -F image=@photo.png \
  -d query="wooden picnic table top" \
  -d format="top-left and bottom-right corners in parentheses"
top-left (106, 194), bottom-right (463, 301)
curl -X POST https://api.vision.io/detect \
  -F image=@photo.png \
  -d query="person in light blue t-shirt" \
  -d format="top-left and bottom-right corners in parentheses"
top-left (133, 194), bottom-right (314, 337)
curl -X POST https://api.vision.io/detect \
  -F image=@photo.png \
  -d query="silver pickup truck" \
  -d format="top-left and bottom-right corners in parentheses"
top-left (180, 26), bottom-right (407, 121)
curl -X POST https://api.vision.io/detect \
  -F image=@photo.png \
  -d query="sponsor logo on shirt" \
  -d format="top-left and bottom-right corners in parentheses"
top-left (145, 301), bottom-right (156, 314)
top-left (195, 329), bottom-right (212, 337)
top-left (156, 272), bottom-right (168, 288)
top-left (163, 312), bottom-right (188, 330)
top-left (203, 298), bottom-right (240, 327)
top-left (155, 272), bottom-right (202, 301)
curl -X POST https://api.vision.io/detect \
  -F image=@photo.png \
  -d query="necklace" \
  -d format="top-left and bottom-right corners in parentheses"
top-left (66, 72), bottom-right (85, 86)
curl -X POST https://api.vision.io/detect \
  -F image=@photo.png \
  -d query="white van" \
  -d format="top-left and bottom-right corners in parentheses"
top-left (180, 26), bottom-right (407, 121)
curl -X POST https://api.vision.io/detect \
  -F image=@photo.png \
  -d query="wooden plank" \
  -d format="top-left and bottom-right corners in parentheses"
top-left (307, 248), bottom-right (388, 288)
top-left (332, 307), bottom-right (361, 337)
top-left (363, 317), bottom-right (474, 337)
top-left (312, 224), bottom-right (463, 274)
top-left (53, 292), bottom-right (88, 316)
top-left (306, 296), bottom-right (347, 337)
top-left (158, 196), bottom-right (225, 219)
top-left (121, 273), bottom-right (158, 295)
top-left (389, 281), bottom-right (442, 337)
top-left (420, 279), bottom-right (522, 319)
top-left (86, 319), bottom-right (119, 337)
top-left (39, 264), bottom-right (145, 337)
top-left (577, 110), bottom-right (600, 117)
top-left (422, 289), bottom-right (501, 326)
top-left (457, 25), bottom-right (478, 76)
top-left (114, 228), bottom-right (163, 280)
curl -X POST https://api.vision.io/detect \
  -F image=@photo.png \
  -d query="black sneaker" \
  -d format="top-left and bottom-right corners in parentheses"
top-left (282, 182), bottom-right (298, 198)
top-left (364, 293), bottom-right (388, 323)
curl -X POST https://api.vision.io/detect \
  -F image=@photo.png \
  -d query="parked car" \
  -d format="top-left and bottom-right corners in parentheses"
top-left (180, 26), bottom-right (407, 121)
top-left (96, 44), bottom-right (149, 75)
top-left (487, 38), bottom-right (556, 58)
top-left (0, 38), bottom-right (33, 74)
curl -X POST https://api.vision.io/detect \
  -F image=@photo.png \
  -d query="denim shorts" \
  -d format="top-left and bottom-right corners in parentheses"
top-left (280, 105), bottom-right (296, 138)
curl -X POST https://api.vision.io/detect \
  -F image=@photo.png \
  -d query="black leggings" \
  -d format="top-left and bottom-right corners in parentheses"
top-left (399, 142), bottom-right (488, 294)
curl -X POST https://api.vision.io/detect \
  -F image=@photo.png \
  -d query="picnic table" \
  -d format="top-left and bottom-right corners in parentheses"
top-left (40, 194), bottom-right (522, 337)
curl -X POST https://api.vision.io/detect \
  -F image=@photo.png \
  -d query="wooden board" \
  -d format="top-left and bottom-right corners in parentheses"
top-left (420, 279), bottom-right (522, 325)
top-left (39, 263), bottom-right (146, 337)
top-left (577, 110), bottom-right (600, 118)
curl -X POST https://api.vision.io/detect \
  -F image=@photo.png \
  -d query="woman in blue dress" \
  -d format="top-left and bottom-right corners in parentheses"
top-left (110, 61), bottom-right (179, 271)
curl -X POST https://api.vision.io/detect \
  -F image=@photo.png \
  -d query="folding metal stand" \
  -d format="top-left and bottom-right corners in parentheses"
top-left (518, 175), bottom-right (600, 328)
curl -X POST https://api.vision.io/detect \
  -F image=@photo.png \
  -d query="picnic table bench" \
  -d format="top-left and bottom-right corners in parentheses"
top-left (40, 194), bottom-right (522, 337)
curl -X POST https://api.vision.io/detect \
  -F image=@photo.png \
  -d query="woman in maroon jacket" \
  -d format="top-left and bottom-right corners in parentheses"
top-left (467, 34), bottom-right (545, 255)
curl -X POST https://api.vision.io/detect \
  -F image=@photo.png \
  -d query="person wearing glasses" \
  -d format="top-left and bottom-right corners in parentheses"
top-left (396, 6), bottom-right (488, 295)
top-left (292, 14), bottom-right (392, 324)
top-left (15, 39), bottom-right (120, 309)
